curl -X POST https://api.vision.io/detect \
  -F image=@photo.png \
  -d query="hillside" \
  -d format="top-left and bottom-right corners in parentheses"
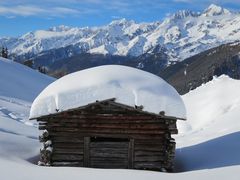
top-left (47, 49), bottom-right (168, 78)
top-left (160, 41), bottom-right (240, 94)
top-left (175, 75), bottom-right (240, 171)
top-left (0, 57), bottom-right (54, 101)
top-left (0, 57), bottom-right (54, 128)
top-left (1, 4), bottom-right (240, 67)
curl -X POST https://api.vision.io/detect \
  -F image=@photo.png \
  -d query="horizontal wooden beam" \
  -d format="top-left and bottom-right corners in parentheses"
top-left (48, 128), bottom-right (168, 135)
top-left (40, 123), bottom-right (169, 130)
top-left (49, 132), bottom-right (166, 139)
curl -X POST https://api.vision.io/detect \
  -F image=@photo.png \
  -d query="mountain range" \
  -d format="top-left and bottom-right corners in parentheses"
top-left (1, 4), bottom-right (240, 94)
top-left (1, 4), bottom-right (240, 64)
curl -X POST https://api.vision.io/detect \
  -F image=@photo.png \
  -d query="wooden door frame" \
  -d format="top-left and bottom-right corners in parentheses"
top-left (83, 136), bottom-right (134, 169)
top-left (83, 137), bottom-right (90, 167)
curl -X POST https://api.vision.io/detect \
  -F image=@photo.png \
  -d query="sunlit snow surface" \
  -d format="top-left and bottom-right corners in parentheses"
top-left (30, 65), bottom-right (186, 119)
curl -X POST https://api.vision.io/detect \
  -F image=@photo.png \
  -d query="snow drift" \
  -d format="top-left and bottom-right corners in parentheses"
top-left (29, 65), bottom-right (186, 119)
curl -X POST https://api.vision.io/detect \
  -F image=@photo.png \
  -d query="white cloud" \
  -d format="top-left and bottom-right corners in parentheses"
top-left (0, 1), bottom-right (136, 17)
top-left (0, 5), bottom-right (81, 17)
top-left (0, 5), bottom-right (45, 16)
top-left (0, 0), bottom-right (239, 18)
top-left (52, 7), bottom-right (80, 15)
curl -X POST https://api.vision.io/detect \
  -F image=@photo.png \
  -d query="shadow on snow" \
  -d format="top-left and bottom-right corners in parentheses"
top-left (175, 132), bottom-right (240, 172)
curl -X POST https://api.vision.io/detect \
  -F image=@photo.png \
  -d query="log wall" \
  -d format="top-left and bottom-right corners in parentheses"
top-left (37, 100), bottom-right (178, 171)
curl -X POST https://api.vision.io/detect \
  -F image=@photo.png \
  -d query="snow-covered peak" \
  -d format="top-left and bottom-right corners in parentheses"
top-left (110, 18), bottom-right (131, 25)
top-left (109, 18), bottom-right (136, 28)
top-left (202, 4), bottom-right (231, 16)
top-left (171, 10), bottom-right (198, 20)
top-left (30, 65), bottom-right (186, 119)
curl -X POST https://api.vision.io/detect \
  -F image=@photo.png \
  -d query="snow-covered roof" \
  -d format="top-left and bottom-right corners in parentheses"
top-left (29, 65), bottom-right (186, 119)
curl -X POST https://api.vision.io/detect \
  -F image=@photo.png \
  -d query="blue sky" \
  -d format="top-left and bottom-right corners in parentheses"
top-left (0, 0), bottom-right (240, 37)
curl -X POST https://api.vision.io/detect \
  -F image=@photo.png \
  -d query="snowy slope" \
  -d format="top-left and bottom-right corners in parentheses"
top-left (0, 57), bottom-right (54, 126)
top-left (0, 57), bottom-right (54, 156)
top-left (0, 60), bottom-right (239, 179)
top-left (174, 75), bottom-right (240, 172)
top-left (0, 57), bottom-right (54, 101)
top-left (177, 75), bottom-right (240, 144)
top-left (1, 4), bottom-right (240, 63)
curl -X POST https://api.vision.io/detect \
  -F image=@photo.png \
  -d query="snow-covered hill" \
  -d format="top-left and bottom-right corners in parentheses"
top-left (177, 75), bottom-right (240, 143)
top-left (1, 4), bottom-right (240, 63)
top-left (0, 57), bottom-right (54, 101)
top-left (0, 58), bottom-right (239, 179)
top-left (0, 57), bottom-right (54, 129)
top-left (175, 75), bottom-right (240, 172)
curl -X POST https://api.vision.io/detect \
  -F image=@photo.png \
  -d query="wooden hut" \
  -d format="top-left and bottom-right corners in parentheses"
top-left (30, 65), bottom-right (186, 172)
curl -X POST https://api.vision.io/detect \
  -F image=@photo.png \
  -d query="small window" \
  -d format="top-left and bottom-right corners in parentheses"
top-left (90, 137), bottom-right (129, 142)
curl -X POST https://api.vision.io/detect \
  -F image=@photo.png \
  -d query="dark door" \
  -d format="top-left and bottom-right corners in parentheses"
top-left (89, 137), bottom-right (129, 168)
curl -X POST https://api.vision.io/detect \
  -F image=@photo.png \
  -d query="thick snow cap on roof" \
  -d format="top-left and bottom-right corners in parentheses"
top-left (30, 65), bottom-right (186, 119)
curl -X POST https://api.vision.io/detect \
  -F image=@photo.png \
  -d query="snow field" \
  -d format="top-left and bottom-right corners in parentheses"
top-left (0, 58), bottom-right (239, 179)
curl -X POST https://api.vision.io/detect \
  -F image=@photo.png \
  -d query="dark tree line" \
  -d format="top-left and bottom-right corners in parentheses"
top-left (1, 47), bottom-right (8, 58)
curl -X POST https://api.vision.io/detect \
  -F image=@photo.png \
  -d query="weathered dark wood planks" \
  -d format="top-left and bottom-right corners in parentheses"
top-left (36, 99), bottom-right (179, 171)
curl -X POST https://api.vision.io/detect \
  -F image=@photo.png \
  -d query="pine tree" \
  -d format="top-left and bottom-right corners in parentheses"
top-left (38, 66), bottom-right (47, 74)
top-left (5, 48), bottom-right (8, 58)
top-left (1, 47), bottom-right (8, 58)
top-left (1, 47), bottom-right (5, 57)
